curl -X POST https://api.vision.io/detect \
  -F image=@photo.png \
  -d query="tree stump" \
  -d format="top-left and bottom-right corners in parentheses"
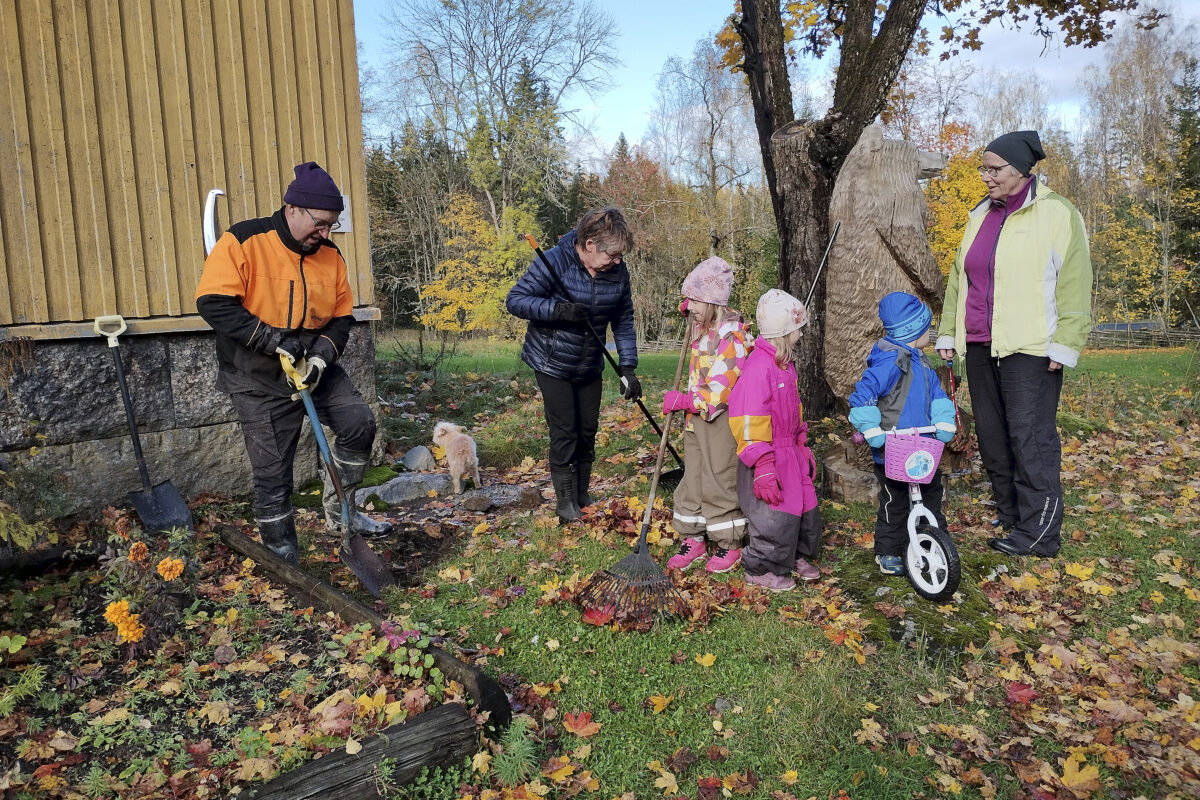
top-left (821, 439), bottom-right (877, 504)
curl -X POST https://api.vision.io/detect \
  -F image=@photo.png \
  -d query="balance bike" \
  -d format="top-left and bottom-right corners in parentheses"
top-left (881, 426), bottom-right (961, 602)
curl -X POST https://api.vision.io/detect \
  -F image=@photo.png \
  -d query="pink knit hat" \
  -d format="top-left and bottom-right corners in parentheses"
top-left (681, 257), bottom-right (734, 306)
top-left (756, 289), bottom-right (808, 338)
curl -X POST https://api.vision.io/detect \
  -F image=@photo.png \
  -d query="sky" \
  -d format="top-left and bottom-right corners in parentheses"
top-left (352, 0), bottom-right (1198, 157)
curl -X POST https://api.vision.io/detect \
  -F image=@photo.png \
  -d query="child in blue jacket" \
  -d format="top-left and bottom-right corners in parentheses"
top-left (849, 292), bottom-right (956, 576)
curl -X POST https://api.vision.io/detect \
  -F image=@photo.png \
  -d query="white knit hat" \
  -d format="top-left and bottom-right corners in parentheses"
top-left (681, 257), bottom-right (734, 305)
top-left (756, 289), bottom-right (808, 338)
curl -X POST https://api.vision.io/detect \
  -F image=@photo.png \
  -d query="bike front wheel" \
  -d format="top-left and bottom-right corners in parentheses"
top-left (905, 524), bottom-right (961, 602)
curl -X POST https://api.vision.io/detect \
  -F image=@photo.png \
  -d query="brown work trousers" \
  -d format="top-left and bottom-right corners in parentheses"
top-left (670, 414), bottom-right (747, 549)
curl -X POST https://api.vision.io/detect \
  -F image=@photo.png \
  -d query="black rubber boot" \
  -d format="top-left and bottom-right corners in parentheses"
top-left (550, 467), bottom-right (581, 523)
top-left (575, 460), bottom-right (593, 509)
top-left (322, 447), bottom-right (394, 538)
top-left (255, 503), bottom-right (299, 564)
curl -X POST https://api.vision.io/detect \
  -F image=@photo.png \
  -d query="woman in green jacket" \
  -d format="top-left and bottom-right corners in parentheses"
top-left (935, 130), bottom-right (1092, 559)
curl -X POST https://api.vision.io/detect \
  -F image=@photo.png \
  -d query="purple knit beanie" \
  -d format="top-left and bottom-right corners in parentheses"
top-left (283, 162), bottom-right (344, 212)
top-left (681, 257), bottom-right (734, 305)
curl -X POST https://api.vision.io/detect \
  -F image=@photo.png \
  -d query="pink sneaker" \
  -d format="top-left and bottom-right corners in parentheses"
top-left (746, 572), bottom-right (796, 592)
top-left (793, 558), bottom-right (820, 582)
top-left (704, 547), bottom-right (742, 574)
top-left (667, 537), bottom-right (706, 571)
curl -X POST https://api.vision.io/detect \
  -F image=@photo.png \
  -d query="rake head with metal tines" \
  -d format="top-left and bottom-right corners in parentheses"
top-left (576, 528), bottom-right (689, 622)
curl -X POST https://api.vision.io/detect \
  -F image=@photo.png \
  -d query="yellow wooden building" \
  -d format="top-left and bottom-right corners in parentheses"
top-left (0, 0), bottom-right (375, 339)
top-left (0, 0), bottom-right (381, 515)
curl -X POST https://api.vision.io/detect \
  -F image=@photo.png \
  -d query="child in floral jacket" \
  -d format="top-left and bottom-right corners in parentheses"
top-left (727, 289), bottom-right (823, 592)
top-left (663, 258), bottom-right (753, 574)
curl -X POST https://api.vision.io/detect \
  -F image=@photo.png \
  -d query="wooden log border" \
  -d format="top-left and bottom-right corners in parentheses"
top-left (213, 524), bottom-right (512, 795)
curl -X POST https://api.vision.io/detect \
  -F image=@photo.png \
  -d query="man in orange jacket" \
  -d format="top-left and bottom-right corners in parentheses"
top-left (196, 162), bottom-right (391, 563)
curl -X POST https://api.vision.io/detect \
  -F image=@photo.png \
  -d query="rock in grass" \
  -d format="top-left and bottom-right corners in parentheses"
top-left (402, 445), bottom-right (437, 472)
top-left (356, 473), bottom-right (452, 506)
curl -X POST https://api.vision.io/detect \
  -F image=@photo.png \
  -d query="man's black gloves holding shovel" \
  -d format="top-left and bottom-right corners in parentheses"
top-left (553, 302), bottom-right (590, 323)
top-left (619, 366), bottom-right (642, 401)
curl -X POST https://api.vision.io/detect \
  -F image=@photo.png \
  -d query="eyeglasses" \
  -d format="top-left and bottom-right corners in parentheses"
top-left (978, 163), bottom-right (1011, 178)
top-left (302, 207), bottom-right (341, 232)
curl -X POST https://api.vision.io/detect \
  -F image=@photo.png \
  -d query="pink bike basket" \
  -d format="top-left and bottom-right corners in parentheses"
top-left (883, 434), bottom-right (944, 484)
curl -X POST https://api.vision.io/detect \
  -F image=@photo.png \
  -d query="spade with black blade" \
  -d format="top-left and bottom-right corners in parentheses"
top-left (279, 356), bottom-right (395, 598)
top-left (94, 315), bottom-right (193, 533)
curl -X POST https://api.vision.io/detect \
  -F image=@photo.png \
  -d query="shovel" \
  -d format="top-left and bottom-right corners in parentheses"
top-left (279, 356), bottom-right (395, 598)
top-left (94, 316), bottom-right (194, 533)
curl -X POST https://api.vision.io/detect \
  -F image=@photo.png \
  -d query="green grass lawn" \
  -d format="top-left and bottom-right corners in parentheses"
top-left (373, 344), bottom-right (1200, 799)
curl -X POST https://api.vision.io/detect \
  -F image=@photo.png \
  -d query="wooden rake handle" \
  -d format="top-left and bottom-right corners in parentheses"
top-left (638, 320), bottom-right (692, 538)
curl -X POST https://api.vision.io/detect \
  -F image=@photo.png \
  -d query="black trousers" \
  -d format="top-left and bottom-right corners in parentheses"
top-left (230, 365), bottom-right (375, 511)
top-left (534, 371), bottom-right (602, 470)
top-left (965, 345), bottom-right (1063, 555)
top-left (872, 464), bottom-right (946, 557)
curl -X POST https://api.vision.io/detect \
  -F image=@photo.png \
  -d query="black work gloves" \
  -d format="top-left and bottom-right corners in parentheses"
top-left (619, 366), bottom-right (642, 401)
top-left (275, 332), bottom-right (304, 364)
top-left (552, 302), bottom-right (590, 323)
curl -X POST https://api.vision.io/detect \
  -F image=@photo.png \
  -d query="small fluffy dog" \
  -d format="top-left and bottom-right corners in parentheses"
top-left (432, 421), bottom-right (481, 493)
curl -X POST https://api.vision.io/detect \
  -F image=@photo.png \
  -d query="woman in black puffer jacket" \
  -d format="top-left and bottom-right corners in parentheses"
top-left (506, 207), bottom-right (641, 523)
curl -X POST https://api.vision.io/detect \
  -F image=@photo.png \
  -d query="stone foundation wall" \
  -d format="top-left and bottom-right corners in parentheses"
top-left (1, 323), bottom-right (380, 516)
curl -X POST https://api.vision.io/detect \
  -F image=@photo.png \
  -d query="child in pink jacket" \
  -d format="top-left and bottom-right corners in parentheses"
top-left (727, 289), bottom-right (823, 592)
top-left (662, 257), bottom-right (753, 573)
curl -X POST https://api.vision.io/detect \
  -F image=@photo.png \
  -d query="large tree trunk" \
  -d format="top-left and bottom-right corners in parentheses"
top-left (737, 0), bottom-right (926, 417)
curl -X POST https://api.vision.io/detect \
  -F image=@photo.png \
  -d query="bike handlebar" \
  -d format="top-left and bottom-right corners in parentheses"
top-left (851, 425), bottom-right (937, 444)
top-left (885, 426), bottom-right (938, 436)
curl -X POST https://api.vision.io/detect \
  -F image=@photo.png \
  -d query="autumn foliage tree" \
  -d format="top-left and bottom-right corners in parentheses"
top-left (725, 0), bottom-right (1164, 415)
top-left (924, 123), bottom-right (981, 278)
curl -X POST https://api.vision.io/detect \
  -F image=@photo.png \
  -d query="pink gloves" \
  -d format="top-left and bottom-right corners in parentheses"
top-left (662, 390), bottom-right (698, 415)
top-left (795, 421), bottom-right (809, 447)
top-left (752, 453), bottom-right (783, 505)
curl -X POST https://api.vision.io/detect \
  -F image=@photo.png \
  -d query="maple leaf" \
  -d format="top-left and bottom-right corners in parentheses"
top-left (1006, 681), bottom-right (1039, 706)
top-left (234, 757), bottom-right (275, 781)
top-left (197, 701), bottom-right (231, 726)
top-left (649, 694), bottom-right (673, 714)
top-left (781, 769), bottom-right (798, 785)
top-left (315, 701), bottom-right (354, 735)
top-left (854, 717), bottom-right (887, 747)
top-left (706, 745), bottom-right (729, 761)
top-left (1058, 752), bottom-right (1101, 798)
top-left (542, 756), bottom-right (575, 782)
top-left (695, 652), bottom-right (717, 667)
top-left (581, 605), bottom-right (615, 626)
top-left (402, 686), bottom-right (431, 714)
top-left (562, 711), bottom-right (602, 738)
top-left (1063, 562), bottom-right (1095, 580)
top-left (646, 760), bottom-right (679, 795)
top-left (664, 745), bottom-right (697, 773)
top-left (697, 774), bottom-right (723, 800)
top-left (1156, 572), bottom-right (1187, 588)
top-left (723, 770), bottom-right (758, 794)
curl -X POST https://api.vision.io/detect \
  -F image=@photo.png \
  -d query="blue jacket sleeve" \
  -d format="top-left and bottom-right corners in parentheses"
top-left (611, 276), bottom-right (638, 370)
top-left (506, 257), bottom-right (558, 322)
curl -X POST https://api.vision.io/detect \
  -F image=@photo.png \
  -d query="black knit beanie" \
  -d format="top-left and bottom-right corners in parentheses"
top-left (984, 131), bottom-right (1045, 176)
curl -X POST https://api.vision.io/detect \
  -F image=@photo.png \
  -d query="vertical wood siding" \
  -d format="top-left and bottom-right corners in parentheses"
top-left (0, 0), bottom-right (372, 328)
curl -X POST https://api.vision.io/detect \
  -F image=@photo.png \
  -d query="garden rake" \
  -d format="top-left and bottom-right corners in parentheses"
top-left (575, 330), bottom-right (692, 622)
